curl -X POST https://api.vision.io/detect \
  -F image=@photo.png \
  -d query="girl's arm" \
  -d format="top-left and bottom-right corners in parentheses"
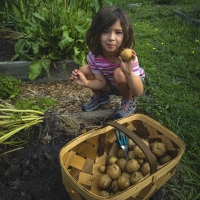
top-left (125, 73), bottom-right (143, 97)
top-left (71, 69), bottom-right (107, 90)
top-left (119, 51), bottom-right (144, 97)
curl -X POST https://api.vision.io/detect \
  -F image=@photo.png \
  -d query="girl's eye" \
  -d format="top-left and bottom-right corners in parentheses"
top-left (116, 31), bottom-right (123, 34)
top-left (103, 30), bottom-right (109, 33)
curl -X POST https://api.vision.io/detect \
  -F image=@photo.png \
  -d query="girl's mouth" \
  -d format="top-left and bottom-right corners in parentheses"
top-left (107, 44), bottom-right (115, 48)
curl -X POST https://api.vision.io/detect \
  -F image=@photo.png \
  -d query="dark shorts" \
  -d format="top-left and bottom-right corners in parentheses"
top-left (105, 77), bottom-right (145, 96)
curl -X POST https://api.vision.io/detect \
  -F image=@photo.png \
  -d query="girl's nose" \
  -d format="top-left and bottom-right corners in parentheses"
top-left (109, 32), bottom-right (115, 40)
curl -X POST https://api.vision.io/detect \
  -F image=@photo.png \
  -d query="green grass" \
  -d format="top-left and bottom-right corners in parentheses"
top-left (112, 0), bottom-right (200, 199)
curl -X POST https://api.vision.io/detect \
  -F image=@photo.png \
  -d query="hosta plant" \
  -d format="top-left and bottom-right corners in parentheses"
top-left (12, 1), bottom-right (91, 80)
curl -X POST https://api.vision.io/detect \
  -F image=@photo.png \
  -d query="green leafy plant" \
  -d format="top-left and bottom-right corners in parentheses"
top-left (1, 0), bottom-right (40, 29)
top-left (12, 2), bottom-right (91, 80)
top-left (15, 96), bottom-right (59, 112)
top-left (2, 0), bottom-right (113, 81)
top-left (0, 74), bottom-right (22, 99)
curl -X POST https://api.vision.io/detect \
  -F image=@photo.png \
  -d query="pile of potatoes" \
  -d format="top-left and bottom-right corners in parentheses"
top-left (97, 139), bottom-right (172, 197)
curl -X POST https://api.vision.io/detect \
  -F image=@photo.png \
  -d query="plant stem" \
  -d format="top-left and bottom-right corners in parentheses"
top-left (19, 0), bottom-right (25, 21)
top-left (0, 119), bottom-right (43, 143)
top-left (0, 109), bottom-right (44, 115)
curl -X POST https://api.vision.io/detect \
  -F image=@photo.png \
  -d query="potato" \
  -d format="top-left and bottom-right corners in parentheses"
top-left (99, 165), bottom-right (106, 173)
top-left (106, 164), bottom-right (121, 180)
top-left (117, 149), bottom-right (125, 158)
top-left (130, 171), bottom-right (144, 185)
top-left (117, 175), bottom-right (131, 190)
top-left (98, 191), bottom-right (110, 197)
top-left (151, 142), bottom-right (166, 157)
top-left (128, 138), bottom-right (136, 150)
top-left (126, 159), bottom-right (140, 173)
top-left (97, 174), bottom-right (112, 190)
top-left (108, 156), bottom-right (118, 165)
top-left (137, 158), bottom-right (144, 165)
top-left (159, 154), bottom-right (172, 164)
top-left (122, 172), bottom-right (131, 179)
top-left (117, 158), bottom-right (127, 172)
top-left (111, 180), bottom-right (120, 193)
top-left (141, 162), bottom-right (150, 176)
top-left (134, 139), bottom-right (149, 159)
top-left (128, 150), bottom-right (135, 159)
top-left (120, 48), bottom-right (132, 62)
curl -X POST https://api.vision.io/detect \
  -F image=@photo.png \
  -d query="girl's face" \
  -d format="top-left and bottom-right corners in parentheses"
top-left (100, 20), bottom-right (124, 57)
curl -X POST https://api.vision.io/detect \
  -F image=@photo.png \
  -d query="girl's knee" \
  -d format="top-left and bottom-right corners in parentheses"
top-left (80, 65), bottom-right (90, 73)
top-left (113, 67), bottom-right (127, 83)
top-left (79, 65), bottom-right (93, 77)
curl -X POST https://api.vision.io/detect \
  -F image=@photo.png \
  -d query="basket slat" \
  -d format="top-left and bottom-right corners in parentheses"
top-left (92, 164), bottom-right (102, 176)
top-left (160, 135), bottom-right (173, 148)
top-left (82, 158), bottom-right (94, 174)
top-left (68, 154), bottom-right (85, 170)
top-left (78, 172), bottom-right (92, 186)
top-left (145, 124), bottom-right (159, 138)
top-left (90, 174), bottom-right (101, 194)
top-left (69, 168), bottom-right (80, 181)
top-left (94, 152), bottom-right (107, 165)
top-left (143, 184), bottom-right (158, 200)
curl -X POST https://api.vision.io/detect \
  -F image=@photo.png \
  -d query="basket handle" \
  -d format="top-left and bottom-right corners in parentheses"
top-left (106, 121), bottom-right (157, 174)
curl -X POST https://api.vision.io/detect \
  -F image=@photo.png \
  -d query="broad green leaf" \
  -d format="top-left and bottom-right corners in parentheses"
top-left (58, 31), bottom-right (74, 50)
top-left (33, 13), bottom-right (45, 22)
top-left (72, 51), bottom-right (86, 66)
top-left (28, 61), bottom-right (43, 81)
top-left (40, 27), bottom-right (56, 47)
top-left (49, 51), bottom-right (61, 60)
top-left (62, 62), bottom-right (67, 71)
top-left (75, 25), bottom-right (83, 33)
top-left (25, 26), bottom-right (35, 36)
top-left (74, 47), bottom-right (80, 56)
top-left (41, 58), bottom-right (51, 78)
top-left (62, 62), bottom-right (68, 76)
top-left (11, 54), bottom-right (20, 61)
top-left (52, 28), bottom-right (62, 37)
top-left (32, 43), bottom-right (40, 54)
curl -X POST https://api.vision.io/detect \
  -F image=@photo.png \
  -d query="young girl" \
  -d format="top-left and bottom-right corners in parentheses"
top-left (70, 6), bottom-right (145, 119)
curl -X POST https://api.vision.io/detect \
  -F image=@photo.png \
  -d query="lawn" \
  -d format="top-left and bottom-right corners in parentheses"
top-left (112, 0), bottom-right (200, 199)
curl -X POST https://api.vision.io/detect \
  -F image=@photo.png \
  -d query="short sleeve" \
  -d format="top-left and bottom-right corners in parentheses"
top-left (132, 56), bottom-right (145, 79)
top-left (87, 52), bottom-right (101, 74)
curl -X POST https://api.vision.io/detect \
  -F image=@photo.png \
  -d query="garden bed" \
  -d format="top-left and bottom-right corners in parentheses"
top-left (0, 37), bottom-right (78, 83)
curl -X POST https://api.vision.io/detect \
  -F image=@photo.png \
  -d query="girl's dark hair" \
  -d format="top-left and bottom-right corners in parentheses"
top-left (86, 6), bottom-right (134, 57)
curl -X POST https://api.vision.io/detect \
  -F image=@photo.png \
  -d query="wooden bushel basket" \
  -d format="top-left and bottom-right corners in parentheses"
top-left (59, 114), bottom-right (185, 200)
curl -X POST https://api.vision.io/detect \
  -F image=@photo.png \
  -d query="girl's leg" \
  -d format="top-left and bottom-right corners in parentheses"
top-left (113, 67), bottom-right (133, 101)
top-left (113, 67), bottom-right (136, 119)
top-left (80, 65), bottom-right (108, 97)
top-left (79, 65), bottom-right (110, 111)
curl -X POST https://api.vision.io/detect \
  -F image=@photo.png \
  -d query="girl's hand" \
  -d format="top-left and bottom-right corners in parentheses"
top-left (119, 50), bottom-right (136, 76)
top-left (70, 69), bottom-right (88, 86)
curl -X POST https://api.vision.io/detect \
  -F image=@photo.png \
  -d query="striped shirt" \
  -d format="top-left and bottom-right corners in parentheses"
top-left (87, 52), bottom-right (145, 85)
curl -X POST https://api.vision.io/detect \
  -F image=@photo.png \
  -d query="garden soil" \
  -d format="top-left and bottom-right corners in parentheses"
top-left (0, 37), bottom-right (168, 200)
